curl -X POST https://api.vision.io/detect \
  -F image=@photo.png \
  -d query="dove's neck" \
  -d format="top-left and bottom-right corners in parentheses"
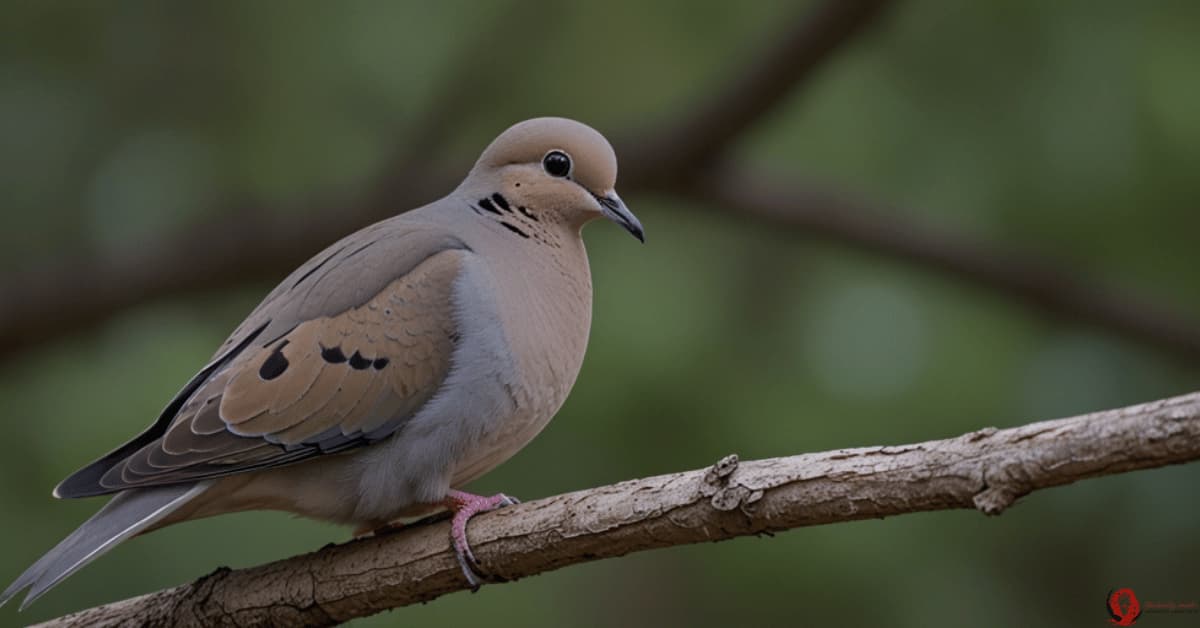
top-left (446, 188), bottom-right (593, 403)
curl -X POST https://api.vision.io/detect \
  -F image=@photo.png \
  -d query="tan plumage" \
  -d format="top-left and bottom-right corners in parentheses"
top-left (106, 250), bottom-right (463, 490)
top-left (2, 117), bottom-right (644, 608)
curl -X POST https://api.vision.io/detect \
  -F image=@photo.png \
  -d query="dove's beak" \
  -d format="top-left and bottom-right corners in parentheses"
top-left (594, 191), bottom-right (644, 243)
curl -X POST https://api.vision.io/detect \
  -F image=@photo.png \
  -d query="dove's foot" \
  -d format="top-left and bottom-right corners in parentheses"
top-left (444, 489), bottom-right (520, 591)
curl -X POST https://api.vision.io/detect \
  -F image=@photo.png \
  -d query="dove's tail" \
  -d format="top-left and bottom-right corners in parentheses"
top-left (0, 482), bottom-right (209, 610)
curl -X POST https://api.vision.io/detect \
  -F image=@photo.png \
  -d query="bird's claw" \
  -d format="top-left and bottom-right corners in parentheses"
top-left (454, 545), bottom-right (492, 592)
top-left (446, 490), bottom-right (519, 591)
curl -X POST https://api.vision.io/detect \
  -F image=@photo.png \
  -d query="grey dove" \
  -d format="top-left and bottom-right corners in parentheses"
top-left (1, 116), bottom-right (644, 609)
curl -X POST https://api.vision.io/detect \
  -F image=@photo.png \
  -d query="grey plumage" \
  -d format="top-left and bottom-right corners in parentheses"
top-left (2, 483), bottom-right (209, 609)
top-left (1, 116), bottom-right (644, 608)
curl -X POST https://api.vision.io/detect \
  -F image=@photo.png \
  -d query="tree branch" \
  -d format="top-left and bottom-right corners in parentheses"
top-left (616, 0), bottom-right (895, 188)
top-left (37, 391), bottom-right (1200, 627)
top-left (682, 165), bottom-right (1200, 362)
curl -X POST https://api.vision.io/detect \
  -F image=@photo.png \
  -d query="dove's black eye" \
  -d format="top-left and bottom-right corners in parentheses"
top-left (543, 150), bottom-right (571, 178)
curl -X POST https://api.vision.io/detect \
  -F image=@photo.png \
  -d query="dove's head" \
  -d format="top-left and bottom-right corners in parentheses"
top-left (467, 117), bottom-right (644, 242)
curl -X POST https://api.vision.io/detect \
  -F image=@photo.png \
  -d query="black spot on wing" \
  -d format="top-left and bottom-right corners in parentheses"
top-left (372, 357), bottom-right (390, 370)
top-left (321, 345), bottom-right (347, 364)
top-left (518, 205), bottom-right (538, 221)
top-left (349, 351), bottom-right (372, 370)
top-left (500, 222), bottom-right (530, 239)
top-left (491, 193), bottom-right (511, 211)
top-left (259, 340), bottom-right (290, 380)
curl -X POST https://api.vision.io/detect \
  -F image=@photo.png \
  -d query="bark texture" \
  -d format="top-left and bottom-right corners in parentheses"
top-left (37, 391), bottom-right (1200, 627)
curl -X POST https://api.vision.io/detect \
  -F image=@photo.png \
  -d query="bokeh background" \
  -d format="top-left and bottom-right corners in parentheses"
top-left (3, 1), bottom-right (1200, 626)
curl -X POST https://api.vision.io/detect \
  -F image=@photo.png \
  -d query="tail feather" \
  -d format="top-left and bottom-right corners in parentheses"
top-left (1, 482), bottom-right (209, 610)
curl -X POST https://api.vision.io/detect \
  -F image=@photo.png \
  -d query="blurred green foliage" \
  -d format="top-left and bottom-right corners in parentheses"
top-left (2, 1), bottom-right (1200, 626)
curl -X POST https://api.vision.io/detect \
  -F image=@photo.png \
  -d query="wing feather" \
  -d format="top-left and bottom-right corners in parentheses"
top-left (77, 239), bottom-right (468, 493)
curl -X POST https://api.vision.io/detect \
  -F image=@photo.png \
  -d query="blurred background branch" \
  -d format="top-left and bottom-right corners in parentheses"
top-left (685, 165), bottom-right (1200, 362)
top-left (2, 0), bottom-right (1198, 367)
top-left (39, 391), bottom-right (1200, 628)
top-left (616, 0), bottom-right (897, 186)
top-left (1, 0), bottom-right (896, 356)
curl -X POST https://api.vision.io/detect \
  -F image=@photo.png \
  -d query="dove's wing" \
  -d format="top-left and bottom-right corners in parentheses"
top-left (56, 218), bottom-right (473, 497)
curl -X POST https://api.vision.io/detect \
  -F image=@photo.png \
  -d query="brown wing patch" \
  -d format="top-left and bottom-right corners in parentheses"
top-left (98, 249), bottom-right (465, 490)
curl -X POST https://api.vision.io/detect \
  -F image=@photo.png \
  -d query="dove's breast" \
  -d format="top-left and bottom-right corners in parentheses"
top-left (450, 235), bottom-right (593, 487)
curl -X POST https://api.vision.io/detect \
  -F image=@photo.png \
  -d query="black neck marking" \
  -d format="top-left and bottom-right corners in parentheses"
top-left (499, 222), bottom-right (530, 239)
top-left (477, 197), bottom-right (501, 214)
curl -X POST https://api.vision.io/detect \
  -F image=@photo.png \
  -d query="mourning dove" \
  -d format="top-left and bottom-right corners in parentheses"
top-left (1, 117), bottom-right (644, 609)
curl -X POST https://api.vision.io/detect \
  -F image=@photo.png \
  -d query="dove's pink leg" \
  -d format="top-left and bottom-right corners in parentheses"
top-left (444, 489), bottom-right (519, 590)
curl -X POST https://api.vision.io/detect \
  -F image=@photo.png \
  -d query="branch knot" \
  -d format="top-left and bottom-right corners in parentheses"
top-left (699, 454), bottom-right (764, 512)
